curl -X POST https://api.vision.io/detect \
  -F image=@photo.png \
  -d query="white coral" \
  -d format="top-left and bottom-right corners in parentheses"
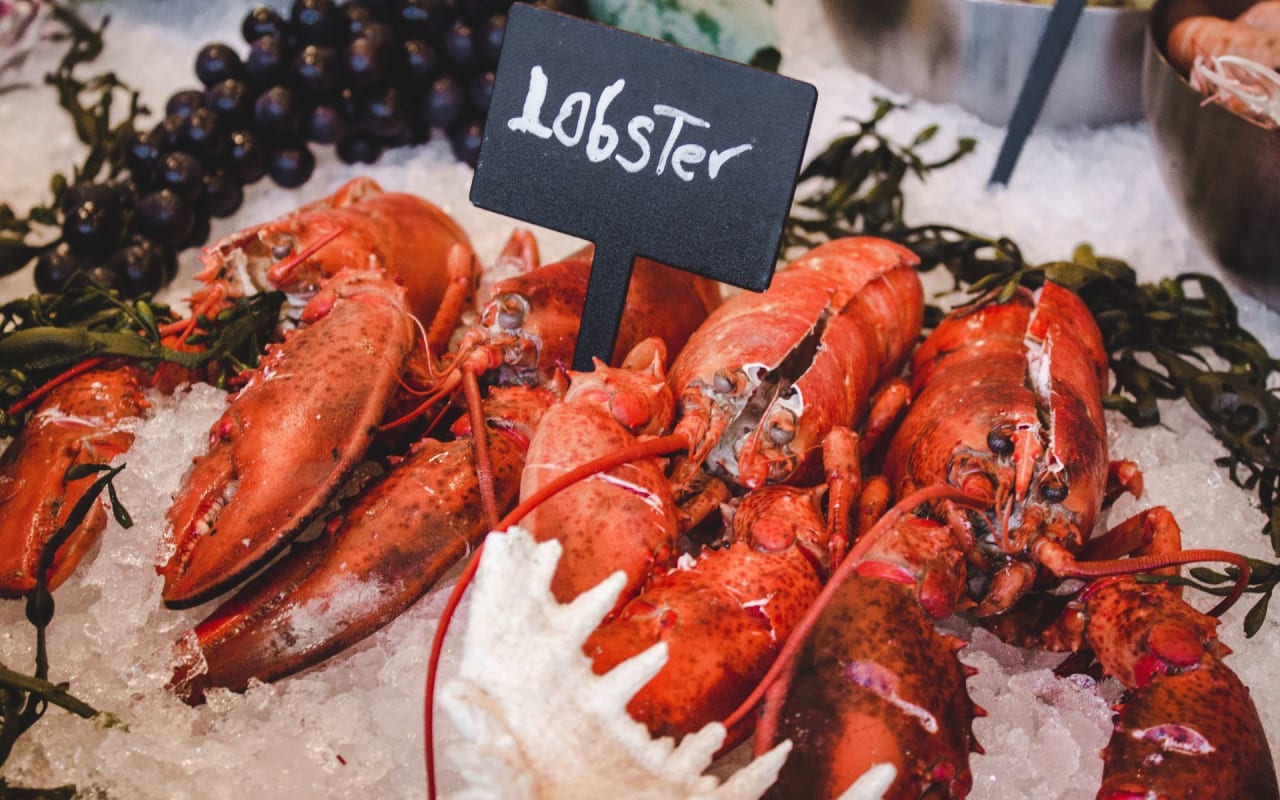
top-left (439, 526), bottom-right (788, 800)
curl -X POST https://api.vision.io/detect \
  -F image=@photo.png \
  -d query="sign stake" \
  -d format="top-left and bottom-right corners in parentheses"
top-left (574, 242), bottom-right (635, 370)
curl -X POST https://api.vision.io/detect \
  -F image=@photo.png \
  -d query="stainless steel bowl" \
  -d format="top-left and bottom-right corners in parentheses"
top-left (1143, 0), bottom-right (1280, 308)
top-left (822, 0), bottom-right (1150, 127)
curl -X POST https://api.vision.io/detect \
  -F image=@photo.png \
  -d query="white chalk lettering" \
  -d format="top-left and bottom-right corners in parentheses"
top-left (616, 115), bottom-right (654, 173)
top-left (506, 66), bottom-right (752, 181)
top-left (586, 79), bottom-right (625, 162)
top-left (552, 91), bottom-right (591, 146)
top-left (653, 105), bottom-right (709, 176)
top-left (507, 65), bottom-right (553, 139)
top-left (708, 144), bottom-right (753, 179)
top-left (671, 144), bottom-right (706, 181)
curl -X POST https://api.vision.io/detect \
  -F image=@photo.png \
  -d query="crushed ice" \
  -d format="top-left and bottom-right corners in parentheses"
top-left (0, 0), bottom-right (1276, 798)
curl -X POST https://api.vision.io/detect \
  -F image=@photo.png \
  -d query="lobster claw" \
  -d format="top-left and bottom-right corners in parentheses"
top-left (160, 271), bottom-right (417, 608)
top-left (0, 369), bottom-right (147, 596)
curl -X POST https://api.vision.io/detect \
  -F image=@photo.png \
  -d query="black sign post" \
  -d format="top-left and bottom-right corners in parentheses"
top-left (470, 4), bottom-right (817, 370)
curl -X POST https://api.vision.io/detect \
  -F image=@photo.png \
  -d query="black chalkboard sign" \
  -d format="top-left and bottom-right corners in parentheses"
top-left (470, 3), bottom-right (817, 370)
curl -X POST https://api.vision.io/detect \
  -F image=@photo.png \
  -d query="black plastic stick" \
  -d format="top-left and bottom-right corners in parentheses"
top-left (988, 0), bottom-right (1087, 187)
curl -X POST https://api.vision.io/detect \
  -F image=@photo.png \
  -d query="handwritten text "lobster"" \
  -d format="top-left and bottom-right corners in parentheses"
top-left (507, 66), bottom-right (753, 182)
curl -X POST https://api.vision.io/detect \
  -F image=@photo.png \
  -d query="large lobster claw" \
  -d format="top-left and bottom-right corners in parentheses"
top-left (160, 271), bottom-right (417, 608)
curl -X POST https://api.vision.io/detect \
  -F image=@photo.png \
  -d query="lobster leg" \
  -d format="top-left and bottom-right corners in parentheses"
top-left (0, 368), bottom-right (147, 595)
top-left (161, 271), bottom-right (417, 608)
top-left (1080, 577), bottom-right (1279, 800)
top-left (171, 385), bottom-right (553, 702)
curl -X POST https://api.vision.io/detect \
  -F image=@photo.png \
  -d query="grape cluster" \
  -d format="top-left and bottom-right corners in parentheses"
top-left (35, 0), bottom-right (583, 297)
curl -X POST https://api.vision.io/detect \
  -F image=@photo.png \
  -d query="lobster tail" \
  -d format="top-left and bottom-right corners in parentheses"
top-left (1081, 577), bottom-right (1279, 800)
top-left (761, 576), bottom-right (977, 799)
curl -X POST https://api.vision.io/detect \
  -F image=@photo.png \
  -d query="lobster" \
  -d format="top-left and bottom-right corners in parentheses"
top-left (568, 236), bottom-right (926, 744)
top-left (424, 236), bottom-right (926, 798)
top-left (750, 282), bottom-right (1279, 799)
top-left (169, 209), bottom-right (725, 699)
top-left (160, 178), bottom-right (479, 608)
top-left (0, 367), bottom-right (147, 595)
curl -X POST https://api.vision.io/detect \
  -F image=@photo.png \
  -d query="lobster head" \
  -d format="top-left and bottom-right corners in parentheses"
top-left (563, 338), bottom-right (674, 437)
top-left (197, 177), bottom-right (470, 323)
top-left (889, 283), bottom-right (1110, 615)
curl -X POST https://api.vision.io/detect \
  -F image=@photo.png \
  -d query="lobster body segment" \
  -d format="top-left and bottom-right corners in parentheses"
top-left (465, 244), bottom-right (723, 388)
top-left (0, 368), bottom-right (147, 595)
top-left (520, 340), bottom-right (679, 608)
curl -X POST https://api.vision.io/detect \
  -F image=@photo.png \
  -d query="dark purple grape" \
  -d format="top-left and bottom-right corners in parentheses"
top-left (203, 168), bottom-right (245, 217)
top-left (449, 120), bottom-right (484, 166)
top-left (226, 129), bottom-right (268, 184)
top-left (401, 39), bottom-right (440, 86)
top-left (183, 210), bottom-right (212, 249)
top-left (204, 79), bottom-right (253, 123)
top-left (59, 180), bottom-right (116, 215)
top-left (305, 104), bottom-right (345, 143)
top-left (245, 35), bottom-right (290, 89)
top-left (359, 86), bottom-right (406, 138)
top-left (477, 13), bottom-right (505, 68)
top-left (343, 33), bottom-right (391, 90)
top-left (269, 143), bottom-right (316, 187)
top-left (124, 128), bottom-right (166, 179)
top-left (396, 0), bottom-right (454, 39)
top-left (456, 0), bottom-right (494, 25)
top-left (290, 0), bottom-right (342, 46)
top-left (468, 70), bottom-right (495, 115)
top-left (166, 89), bottom-right (206, 119)
top-left (136, 189), bottom-right (196, 245)
top-left (62, 194), bottom-right (124, 257)
top-left (151, 115), bottom-right (186, 152)
top-left (180, 108), bottom-right (229, 159)
top-left (34, 248), bottom-right (89, 292)
top-left (441, 21), bottom-right (479, 73)
top-left (109, 239), bottom-right (173, 295)
top-left (360, 0), bottom-right (396, 19)
top-left (336, 132), bottom-right (384, 164)
top-left (291, 45), bottom-right (340, 100)
top-left (341, 1), bottom-right (380, 39)
top-left (255, 86), bottom-right (302, 135)
top-left (423, 75), bottom-right (463, 129)
top-left (242, 6), bottom-right (287, 43)
top-left (152, 151), bottom-right (206, 202)
top-left (195, 43), bottom-right (246, 87)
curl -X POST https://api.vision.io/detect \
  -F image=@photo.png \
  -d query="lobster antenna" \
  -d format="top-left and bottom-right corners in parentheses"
top-left (464, 369), bottom-right (500, 530)
top-left (1061, 548), bottom-right (1253, 617)
top-left (423, 431), bottom-right (689, 800)
top-left (9, 356), bottom-right (110, 416)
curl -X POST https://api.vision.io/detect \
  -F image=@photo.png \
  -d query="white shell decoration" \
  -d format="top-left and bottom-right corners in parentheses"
top-left (438, 526), bottom-right (893, 800)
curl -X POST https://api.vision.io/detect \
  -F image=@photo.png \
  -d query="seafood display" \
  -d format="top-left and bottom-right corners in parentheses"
top-left (2, 2), bottom-right (1280, 798)
top-left (3, 178), bottom-right (1279, 799)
